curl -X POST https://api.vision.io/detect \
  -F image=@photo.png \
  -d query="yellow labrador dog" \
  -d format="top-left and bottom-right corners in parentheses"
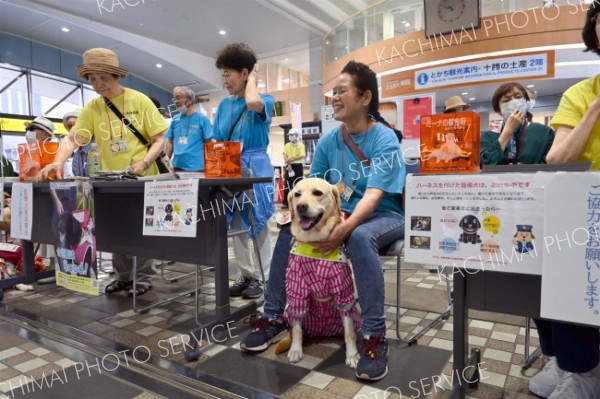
top-left (283, 178), bottom-right (361, 368)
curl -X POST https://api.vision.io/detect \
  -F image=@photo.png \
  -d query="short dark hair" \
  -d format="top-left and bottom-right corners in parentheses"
top-left (583, 1), bottom-right (600, 57)
top-left (215, 43), bottom-right (257, 72)
top-left (491, 82), bottom-right (530, 113)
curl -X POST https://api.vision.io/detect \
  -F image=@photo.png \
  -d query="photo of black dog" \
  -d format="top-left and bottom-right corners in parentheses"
top-left (458, 215), bottom-right (482, 244)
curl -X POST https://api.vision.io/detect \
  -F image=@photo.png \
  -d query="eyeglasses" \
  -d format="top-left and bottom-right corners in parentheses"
top-left (332, 87), bottom-right (353, 98)
top-left (172, 96), bottom-right (188, 101)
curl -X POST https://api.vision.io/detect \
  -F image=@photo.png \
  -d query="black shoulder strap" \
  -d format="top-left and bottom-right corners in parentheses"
top-left (103, 97), bottom-right (149, 147)
top-left (228, 106), bottom-right (247, 141)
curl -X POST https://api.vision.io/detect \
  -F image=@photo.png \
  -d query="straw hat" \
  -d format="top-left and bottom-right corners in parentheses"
top-left (24, 116), bottom-right (56, 136)
top-left (444, 96), bottom-right (469, 113)
top-left (77, 48), bottom-right (128, 79)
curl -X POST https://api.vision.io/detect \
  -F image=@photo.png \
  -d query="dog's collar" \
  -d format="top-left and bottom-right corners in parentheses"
top-left (291, 242), bottom-right (348, 262)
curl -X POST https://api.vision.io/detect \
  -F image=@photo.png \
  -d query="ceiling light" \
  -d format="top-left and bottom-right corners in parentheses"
top-left (405, 22), bottom-right (410, 27)
top-left (257, 83), bottom-right (265, 88)
top-left (461, 92), bottom-right (469, 95)
top-left (61, 27), bottom-right (69, 32)
top-left (283, 78), bottom-right (290, 83)
top-left (469, 97), bottom-right (476, 101)
top-left (219, 30), bottom-right (226, 35)
top-left (155, 63), bottom-right (163, 68)
top-left (526, 84), bottom-right (535, 88)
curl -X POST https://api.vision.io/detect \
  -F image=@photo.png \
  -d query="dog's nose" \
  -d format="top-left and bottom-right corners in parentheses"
top-left (296, 203), bottom-right (307, 213)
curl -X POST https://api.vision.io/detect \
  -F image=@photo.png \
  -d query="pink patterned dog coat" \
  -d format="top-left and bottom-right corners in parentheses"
top-left (284, 242), bottom-right (362, 337)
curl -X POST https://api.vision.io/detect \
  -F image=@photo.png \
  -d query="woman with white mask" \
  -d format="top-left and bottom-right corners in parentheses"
top-left (480, 82), bottom-right (554, 165)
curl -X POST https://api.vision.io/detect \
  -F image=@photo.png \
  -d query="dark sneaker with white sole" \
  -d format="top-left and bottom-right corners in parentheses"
top-left (229, 275), bottom-right (250, 297)
top-left (356, 335), bottom-right (389, 381)
top-left (240, 316), bottom-right (287, 352)
top-left (242, 278), bottom-right (263, 299)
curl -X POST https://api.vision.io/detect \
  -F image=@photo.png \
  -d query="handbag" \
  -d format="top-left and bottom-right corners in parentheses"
top-left (204, 106), bottom-right (247, 178)
top-left (103, 97), bottom-right (174, 174)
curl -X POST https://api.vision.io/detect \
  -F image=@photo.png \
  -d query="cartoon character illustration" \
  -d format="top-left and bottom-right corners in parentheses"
top-left (513, 224), bottom-right (535, 254)
top-left (164, 203), bottom-right (174, 222)
top-left (423, 133), bottom-right (470, 163)
top-left (184, 208), bottom-right (193, 225)
top-left (458, 215), bottom-right (482, 244)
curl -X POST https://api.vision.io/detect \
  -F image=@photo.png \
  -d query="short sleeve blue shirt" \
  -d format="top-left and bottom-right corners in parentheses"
top-left (310, 123), bottom-right (405, 216)
top-left (212, 94), bottom-right (274, 151)
top-left (165, 112), bottom-right (212, 171)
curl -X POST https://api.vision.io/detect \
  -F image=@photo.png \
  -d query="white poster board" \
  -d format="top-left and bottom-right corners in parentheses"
top-left (404, 173), bottom-right (545, 274)
top-left (10, 183), bottom-right (33, 240)
top-left (290, 101), bottom-right (302, 137)
top-left (542, 172), bottom-right (600, 326)
top-left (142, 180), bottom-right (199, 237)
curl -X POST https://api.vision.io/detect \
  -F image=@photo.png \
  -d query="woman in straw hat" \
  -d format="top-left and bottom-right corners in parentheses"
top-left (443, 95), bottom-right (469, 113)
top-left (38, 47), bottom-right (168, 296)
top-left (480, 82), bottom-right (554, 165)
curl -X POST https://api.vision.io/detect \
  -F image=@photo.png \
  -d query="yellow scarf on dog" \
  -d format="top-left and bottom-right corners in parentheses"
top-left (291, 242), bottom-right (348, 262)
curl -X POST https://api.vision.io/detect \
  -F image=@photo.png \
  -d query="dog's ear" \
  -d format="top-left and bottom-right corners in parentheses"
top-left (330, 183), bottom-right (342, 218)
top-left (475, 217), bottom-right (481, 228)
top-left (287, 190), bottom-right (296, 223)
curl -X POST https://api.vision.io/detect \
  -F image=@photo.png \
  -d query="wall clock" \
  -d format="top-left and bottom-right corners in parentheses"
top-left (424, 0), bottom-right (480, 37)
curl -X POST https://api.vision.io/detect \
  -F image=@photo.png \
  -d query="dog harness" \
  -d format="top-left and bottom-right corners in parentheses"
top-left (284, 242), bottom-right (362, 337)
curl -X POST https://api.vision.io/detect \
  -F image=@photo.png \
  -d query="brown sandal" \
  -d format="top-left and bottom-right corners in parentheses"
top-left (105, 280), bottom-right (132, 294)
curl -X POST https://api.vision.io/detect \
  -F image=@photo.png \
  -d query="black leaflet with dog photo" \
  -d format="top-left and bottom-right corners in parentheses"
top-left (50, 181), bottom-right (98, 295)
top-left (281, 177), bottom-right (362, 368)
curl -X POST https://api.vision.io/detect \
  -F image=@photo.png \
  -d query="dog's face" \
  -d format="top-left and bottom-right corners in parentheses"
top-left (164, 204), bottom-right (173, 214)
top-left (459, 215), bottom-right (481, 233)
top-left (516, 231), bottom-right (534, 243)
top-left (288, 178), bottom-right (342, 243)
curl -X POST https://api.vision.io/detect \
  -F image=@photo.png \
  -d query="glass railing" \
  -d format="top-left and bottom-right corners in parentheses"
top-left (323, 0), bottom-right (591, 64)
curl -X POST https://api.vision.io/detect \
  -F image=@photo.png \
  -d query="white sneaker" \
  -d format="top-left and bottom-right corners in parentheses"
top-left (548, 362), bottom-right (600, 399)
top-left (529, 357), bottom-right (565, 398)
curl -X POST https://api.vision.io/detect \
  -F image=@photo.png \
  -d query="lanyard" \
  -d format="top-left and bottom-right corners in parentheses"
top-left (179, 113), bottom-right (193, 138)
top-left (508, 122), bottom-right (529, 163)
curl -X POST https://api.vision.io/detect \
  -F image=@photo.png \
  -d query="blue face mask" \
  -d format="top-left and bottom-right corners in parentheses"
top-left (500, 98), bottom-right (529, 120)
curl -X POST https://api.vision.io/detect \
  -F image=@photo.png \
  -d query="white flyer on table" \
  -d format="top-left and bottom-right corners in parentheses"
top-left (404, 173), bottom-right (545, 275)
top-left (542, 172), bottom-right (600, 326)
top-left (10, 183), bottom-right (33, 240)
top-left (142, 179), bottom-right (199, 237)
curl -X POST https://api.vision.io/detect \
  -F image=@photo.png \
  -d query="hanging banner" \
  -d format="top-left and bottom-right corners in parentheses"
top-left (542, 172), bottom-right (600, 326)
top-left (51, 181), bottom-right (99, 295)
top-left (290, 102), bottom-right (302, 138)
top-left (10, 183), bottom-right (33, 240)
top-left (404, 173), bottom-right (545, 275)
top-left (382, 50), bottom-right (554, 97)
top-left (143, 179), bottom-right (199, 237)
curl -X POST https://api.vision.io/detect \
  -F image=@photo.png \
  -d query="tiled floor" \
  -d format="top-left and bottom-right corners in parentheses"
top-left (0, 216), bottom-right (547, 398)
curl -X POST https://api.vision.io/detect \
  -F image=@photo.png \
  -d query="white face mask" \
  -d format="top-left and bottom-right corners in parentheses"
top-left (25, 130), bottom-right (37, 142)
top-left (289, 135), bottom-right (298, 143)
top-left (528, 99), bottom-right (535, 111)
top-left (176, 104), bottom-right (188, 115)
top-left (500, 98), bottom-right (529, 120)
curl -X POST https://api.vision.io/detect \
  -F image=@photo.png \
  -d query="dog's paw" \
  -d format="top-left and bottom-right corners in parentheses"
top-left (287, 346), bottom-right (303, 363)
top-left (345, 350), bottom-right (359, 369)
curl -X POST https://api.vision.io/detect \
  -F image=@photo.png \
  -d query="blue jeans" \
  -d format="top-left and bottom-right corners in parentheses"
top-left (534, 318), bottom-right (600, 373)
top-left (264, 212), bottom-right (405, 336)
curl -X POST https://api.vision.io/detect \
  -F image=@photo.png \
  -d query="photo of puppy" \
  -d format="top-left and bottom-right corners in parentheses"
top-left (283, 178), bottom-right (362, 368)
top-left (458, 215), bottom-right (482, 244)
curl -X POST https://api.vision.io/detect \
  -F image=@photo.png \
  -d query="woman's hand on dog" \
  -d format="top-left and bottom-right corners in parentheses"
top-left (311, 221), bottom-right (351, 256)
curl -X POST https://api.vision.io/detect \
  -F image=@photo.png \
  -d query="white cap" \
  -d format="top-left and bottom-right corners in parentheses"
top-left (288, 128), bottom-right (300, 136)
